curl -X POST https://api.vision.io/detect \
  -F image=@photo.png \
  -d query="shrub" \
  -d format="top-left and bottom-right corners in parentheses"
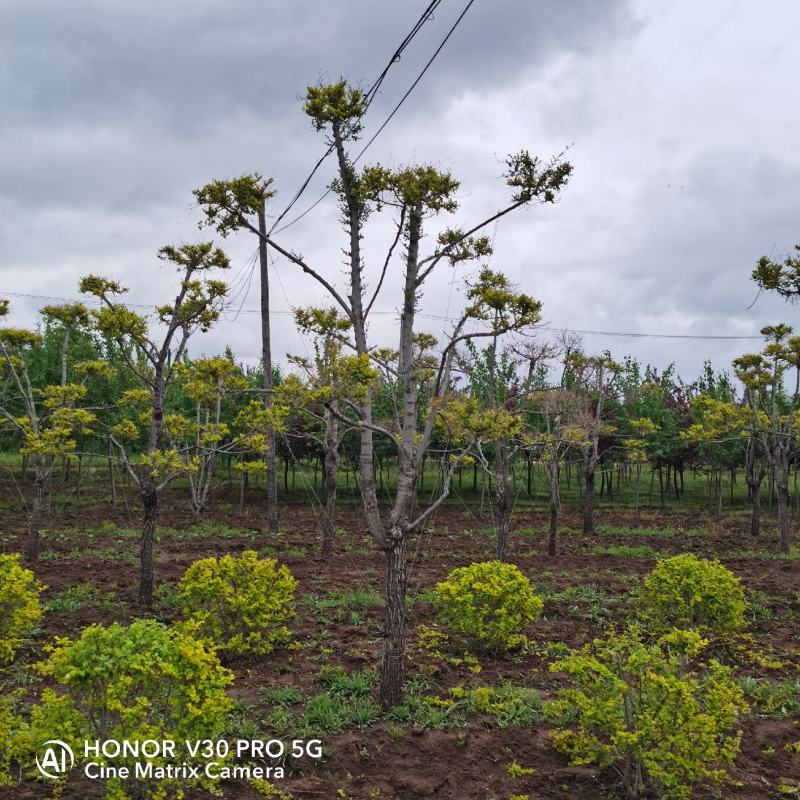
top-left (0, 553), bottom-right (44, 663)
top-left (30, 619), bottom-right (233, 799)
top-left (0, 691), bottom-right (29, 786)
top-left (637, 553), bottom-right (746, 638)
top-left (433, 561), bottom-right (543, 651)
top-left (177, 550), bottom-right (297, 656)
top-left (548, 627), bottom-right (746, 800)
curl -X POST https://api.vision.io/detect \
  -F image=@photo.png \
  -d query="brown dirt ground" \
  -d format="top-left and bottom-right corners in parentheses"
top-left (1, 488), bottom-right (799, 800)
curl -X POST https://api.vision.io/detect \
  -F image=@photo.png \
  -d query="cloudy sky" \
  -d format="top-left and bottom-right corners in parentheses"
top-left (2, 0), bottom-right (799, 381)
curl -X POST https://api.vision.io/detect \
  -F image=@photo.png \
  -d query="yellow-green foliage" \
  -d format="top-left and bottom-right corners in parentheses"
top-left (637, 553), bottom-right (747, 638)
top-left (30, 619), bottom-right (233, 800)
top-left (0, 691), bottom-right (29, 786)
top-left (0, 553), bottom-right (44, 663)
top-left (433, 561), bottom-right (543, 651)
top-left (177, 550), bottom-right (297, 656)
top-left (548, 627), bottom-right (746, 800)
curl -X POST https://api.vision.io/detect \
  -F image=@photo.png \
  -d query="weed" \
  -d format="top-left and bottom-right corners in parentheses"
top-left (261, 686), bottom-right (304, 707)
top-left (591, 544), bottom-right (659, 558)
top-left (46, 584), bottom-right (114, 612)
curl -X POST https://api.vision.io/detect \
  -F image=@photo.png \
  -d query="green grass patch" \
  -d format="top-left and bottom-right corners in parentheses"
top-left (158, 521), bottom-right (257, 541)
top-left (46, 584), bottom-right (115, 612)
top-left (737, 676), bottom-right (800, 719)
top-left (302, 586), bottom-right (384, 615)
top-left (591, 544), bottom-right (659, 558)
top-left (595, 524), bottom-right (706, 539)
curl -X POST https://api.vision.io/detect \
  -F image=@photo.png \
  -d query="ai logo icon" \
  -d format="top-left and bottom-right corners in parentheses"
top-left (36, 740), bottom-right (75, 779)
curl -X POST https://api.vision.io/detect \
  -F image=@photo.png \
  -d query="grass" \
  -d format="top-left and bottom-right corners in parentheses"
top-left (40, 545), bottom-right (137, 563)
top-left (595, 524), bottom-right (707, 539)
top-left (261, 668), bottom-right (381, 736)
top-left (302, 586), bottom-right (384, 616)
top-left (737, 676), bottom-right (800, 719)
top-left (158, 521), bottom-right (257, 541)
top-left (260, 685), bottom-right (305, 707)
top-left (540, 585), bottom-right (616, 624)
top-left (734, 546), bottom-right (800, 561)
top-left (154, 581), bottom-right (181, 611)
top-left (590, 544), bottom-right (659, 558)
top-left (745, 589), bottom-right (774, 623)
top-left (46, 584), bottom-right (115, 612)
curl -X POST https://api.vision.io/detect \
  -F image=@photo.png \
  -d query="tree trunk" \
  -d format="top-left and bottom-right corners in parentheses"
top-left (777, 478), bottom-right (791, 553)
top-left (321, 409), bottom-right (339, 557)
top-left (583, 464), bottom-right (596, 534)
top-left (258, 206), bottom-right (279, 535)
top-left (749, 481), bottom-right (761, 537)
top-left (494, 440), bottom-right (511, 562)
top-left (26, 462), bottom-right (47, 562)
top-left (380, 533), bottom-right (406, 709)
top-left (108, 438), bottom-right (116, 506)
top-left (139, 482), bottom-right (158, 606)
top-left (548, 447), bottom-right (560, 556)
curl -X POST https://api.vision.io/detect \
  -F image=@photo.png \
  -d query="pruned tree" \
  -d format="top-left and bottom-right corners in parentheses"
top-left (289, 307), bottom-right (353, 556)
top-left (458, 339), bottom-right (536, 562)
top-left (733, 324), bottom-right (800, 552)
top-left (192, 174), bottom-right (280, 534)
top-left (200, 78), bottom-right (571, 707)
top-left (568, 352), bottom-right (621, 534)
top-left (626, 417), bottom-right (658, 516)
top-left (0, 300), bottom-right (110, 560)
top-left (171, 356), bottom-right (249, 520)
top-left (80, 242), bottom-right (230, 604)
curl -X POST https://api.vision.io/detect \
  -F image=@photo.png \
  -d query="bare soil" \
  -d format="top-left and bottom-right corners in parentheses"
top-left (1, 489), bottom-right (798, 800)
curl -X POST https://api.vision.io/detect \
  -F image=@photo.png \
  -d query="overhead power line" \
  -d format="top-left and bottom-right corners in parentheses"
top-left (0, 290), bottom-right (766, 341)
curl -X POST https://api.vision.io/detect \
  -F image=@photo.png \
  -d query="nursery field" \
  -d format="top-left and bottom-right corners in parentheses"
top-left (2, 481), bottom-right (799, 800)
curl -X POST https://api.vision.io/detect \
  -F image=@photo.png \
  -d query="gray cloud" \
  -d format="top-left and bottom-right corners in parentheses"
top-left (1, 0), bottom-right (799, 383)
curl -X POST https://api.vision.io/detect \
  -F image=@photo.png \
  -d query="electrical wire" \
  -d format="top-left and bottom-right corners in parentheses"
top-left (267, 0), bottom-right (446, 235)
top-left (272, 0), bottom-right (477, 236)
top-left (0, 290), bottom-right (768, 341)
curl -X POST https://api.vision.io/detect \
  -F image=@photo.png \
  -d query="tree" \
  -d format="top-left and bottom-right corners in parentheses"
top-left (40, 303), bottom-right (91, 388)
top-left (733, 324), bottom-right (800, 553)
top-left (626, 417), bottom-right (658, 516)
top-left (458, 340), bottom-right (534, 562)
top-left (193, 174), bottom-right (280, 534)
top-left (0, 300), bottom-right (109, 560)
top-left (568, 352), bottom-right (621, 534)
top-left (290, 307), bottom-right (353, 556)
top-left (170, 356), bottom-right (249, 520)
top-left (202, 79), bottom-right (570, 707)
top-left (525, 344), bottom-right (588, 556)
top-left (80, 242), bottom-right (230, 604)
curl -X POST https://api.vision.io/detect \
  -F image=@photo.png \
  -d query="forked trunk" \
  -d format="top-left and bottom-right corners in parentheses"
top-left (380, 533), bottom-right (406, 709)
top-left (139, 482), bottom-right (158, 606)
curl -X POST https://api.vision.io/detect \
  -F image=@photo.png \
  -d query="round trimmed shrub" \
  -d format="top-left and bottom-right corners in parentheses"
top-left (177, 549), bottom-right (297, 656)
top-left (433, 561), bottom-right (543, 651)
top-left (0, 553), bottom-right (44, 663)
top-left (31, 619), bottom-right (233, 799)
top-left (637, 554), bottom-right (746, 638)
